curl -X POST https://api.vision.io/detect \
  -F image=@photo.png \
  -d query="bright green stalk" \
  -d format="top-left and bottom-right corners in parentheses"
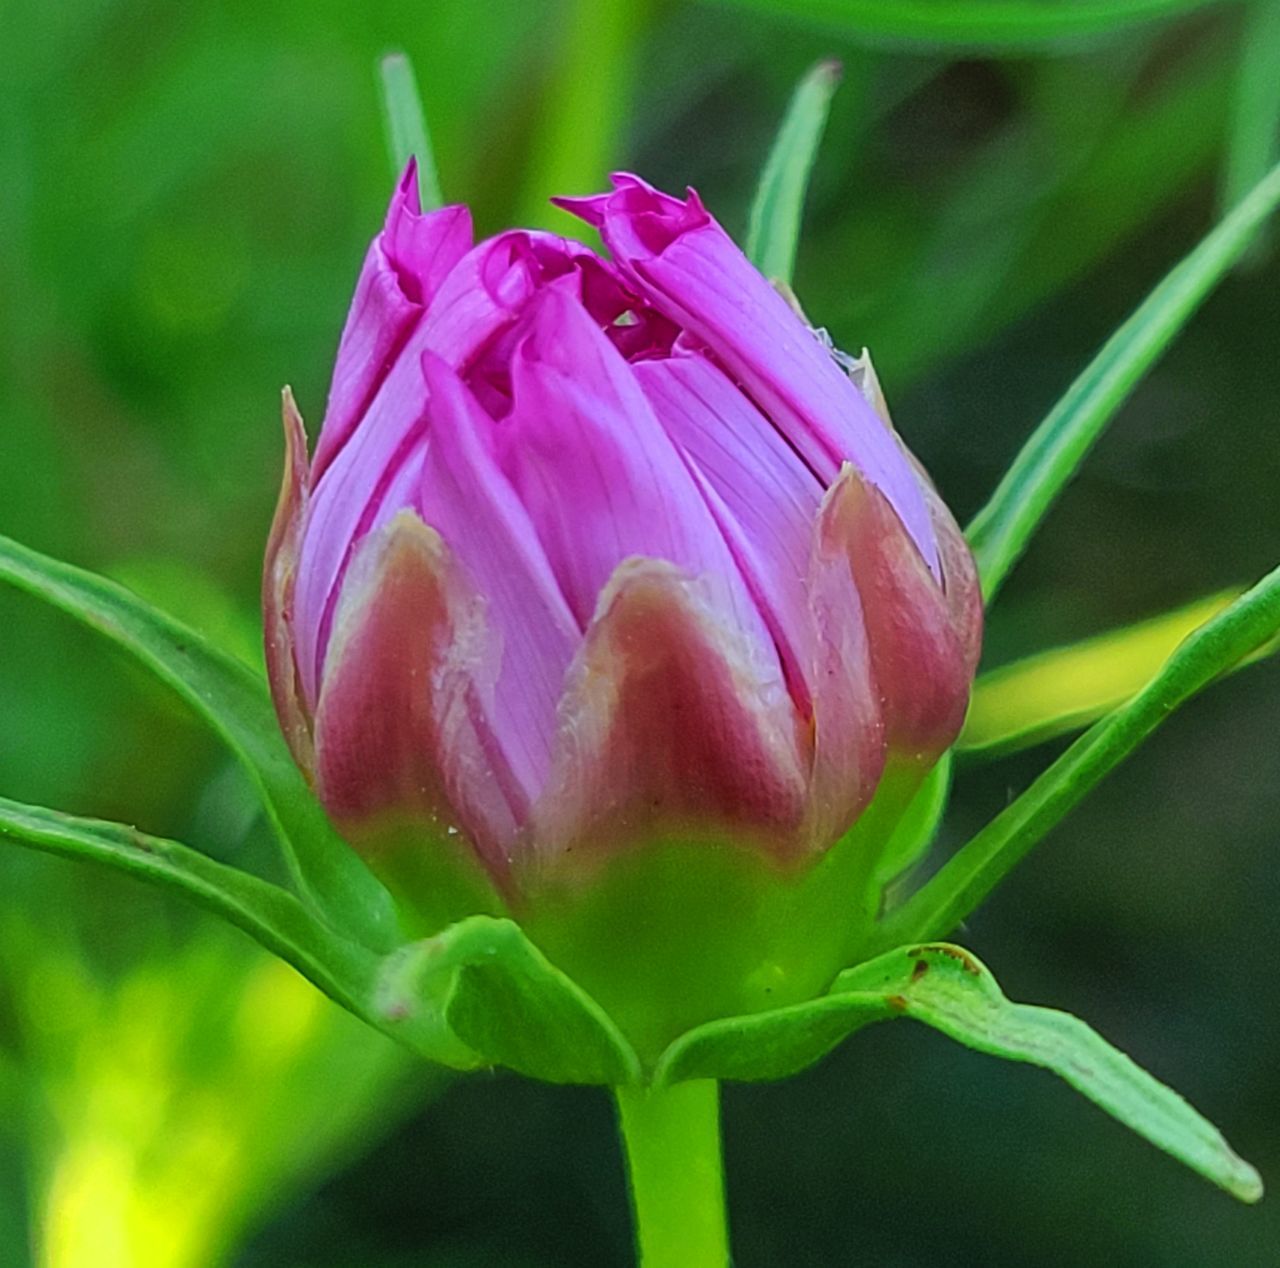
top-left (614, 1081), bottom-right (729, 1268)
top-left (514, 0), bottom-right (645, 233)
top-left (378, 52), bottom-right (443, 208)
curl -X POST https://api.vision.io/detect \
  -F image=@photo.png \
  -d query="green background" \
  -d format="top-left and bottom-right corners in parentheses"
top-left (2, 0), bottom-right (1278, 1263)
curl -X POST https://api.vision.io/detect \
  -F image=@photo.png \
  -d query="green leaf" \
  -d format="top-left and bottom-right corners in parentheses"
top-left (0, 533), bottom-right (400, 952)
top-left (879, 560), bottom-right (1280, 949)
top-left (716, 0), bottom-right (1223, 48)
top-left (967, 158), bottom-right (1280, 604)
top-left (375, 917), bottom-right (642, 1085)
top-left (959, 588), bottom-right (1277, 755)
top-left (0, 795), bottom-right (382, 1025)
top-left (1220, 0), bottom-right (1280, 249)
top-left (746, 59), bottom-right (842, 284)
top-left (378, 51), bottom-right (443, 209)
top-left (0, 793), bottom-right (642, 1083)
top-left (658, 943), bottom-right (1261, 1203)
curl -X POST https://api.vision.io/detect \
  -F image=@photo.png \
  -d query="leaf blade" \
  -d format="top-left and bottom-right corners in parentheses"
top-left (967, 159), bottom-right (1280, 603)
top-left (0, 533), bottom-right (400, 951)
top-left (0, 795), bottom-right (381, 1023)
top-left (837, 945), bottom-right (1263, 1203)
top-left (880, 560), bottom-right (1280, 948)
top-left (746, 59), bottom-right (842, 284)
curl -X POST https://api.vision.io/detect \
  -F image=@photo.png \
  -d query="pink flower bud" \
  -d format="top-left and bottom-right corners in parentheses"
top-left (265, 165), bottom-right (981, 915)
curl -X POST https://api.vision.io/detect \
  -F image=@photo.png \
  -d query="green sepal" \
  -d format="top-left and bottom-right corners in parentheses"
top-left (374, 917), bottom-right (642, 1085)
top-left (655, 943), bottom-right (1262, 1204)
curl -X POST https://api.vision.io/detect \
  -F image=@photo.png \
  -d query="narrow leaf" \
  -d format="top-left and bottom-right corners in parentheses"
top-left (0, 534), bottom-right (400, 951)
top-left (967, 158), bottom-right (1280, 603)
top-left (378, 52), bottom-right (443, 209)
top-left (376, 917), bottom-right (642, 1086)
top-left (837, 945), bottom-right (1263, 1203)
top-left (746, 59), bottom-right (842, 284)
top-left (658, 944), bottom-right (1261, 1203)
top-left (716, 0), bottom-right (1222, 48)
top-left (0, 795), bottom-right (381, 1023)
top-left (959, 588), bottom-right (1278, 755)
top-left (879, 560), bottom-right (1280, 948)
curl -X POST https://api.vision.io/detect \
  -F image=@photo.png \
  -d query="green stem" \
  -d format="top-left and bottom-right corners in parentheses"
top-left (614, 1080), bottom-right (729, 1268)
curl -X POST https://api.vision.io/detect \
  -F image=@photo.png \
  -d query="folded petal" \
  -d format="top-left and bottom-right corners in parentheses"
top-left (293, 404), bottom-right (430, 707)
top-left (806, 489), bottom-right (886, 847)
top-left (313, 510), bottom-right (522, 873)
top-left (263, 388), bottom-right (315, 772)
top-left (420, 352), bottom-right (581, 804)
top-left (528, 559), bottom-right (809, 862)
top-left (633, 353), bottom-right (823, 714)
top-left (496, 286), bottom-right (781, 688)
top-left (314, 163), bottom-right (472, 481)
top-left (558, 174), bottom-right (939, 578)
top-left (818, 464), bottom-right (973, 755)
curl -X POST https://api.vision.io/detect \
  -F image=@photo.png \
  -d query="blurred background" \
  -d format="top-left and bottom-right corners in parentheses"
top-left (2, 0), bottom-right (1278, 1263)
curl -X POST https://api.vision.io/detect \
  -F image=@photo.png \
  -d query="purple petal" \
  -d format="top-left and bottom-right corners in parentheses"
top-left (558, 174), bottom-right (940, 577)
top-left (313, 509), bottom-right (522, 874)
top-left (528, 558), bottom-right (809, 862)
top-left (495, 285), bottom-right (782, 688)
top-left (314, 163), bottom-right (472, 481)
top-left (420, 352), bottom-right (581, 804)
top-left (817, 464), bottom-right (973, 755)
top-left (633, 352), bottom-right (824, 714)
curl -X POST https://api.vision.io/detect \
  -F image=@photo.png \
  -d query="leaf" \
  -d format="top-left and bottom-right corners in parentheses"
top-left (0, 533), bottom-right (400, 952)
top-left (966, 158), bottom-right (1280, 604)
top-left (0, 794), bottom-right (642, 1083)
top-left (377, 52), bottom-right (443, 208)
top-left (0, 795), bottom-right (382, 1025)
top-left (375, 917), bottom-right (642, 1086)
top-left (959, 589), bottom-right (1275, 755)
top-left (658, 944), bottom-right (1261, 1203)
top-left (878, 560), bottom-right (1280, 949)
top-left (717, 0), bottom-right (1222, 48)
top-left (746, 59), bottom-right (842, 284)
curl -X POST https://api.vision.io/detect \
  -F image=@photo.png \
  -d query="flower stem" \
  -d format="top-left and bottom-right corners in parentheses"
top-left (614, 1079), bottom-right (729, 1267)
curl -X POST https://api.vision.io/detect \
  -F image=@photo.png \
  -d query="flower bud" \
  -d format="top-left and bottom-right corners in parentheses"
top-left (265, 166), bottom-right (981, 1051)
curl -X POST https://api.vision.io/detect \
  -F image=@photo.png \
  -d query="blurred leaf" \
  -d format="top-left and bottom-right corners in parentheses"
top-left (376, 917), bottom-right (642, 1085)
top-left (657, 943), bottom-right (1260, 1201)
top-left (746, 59), bottom-right (842, 283)
top-left (513, 0), bottom-right (646, 232)
top-left (0, 796), bottom-right (381, 1025)
top-left (0, 534), bottom-right (400, 952)
top-left (107, 556), bottom-right (263, 671)
top-left (378, 52), bottom-right (443, 207)
top-left (959, 588), bottom-right (1280, 754)
top-left (715, 0), bottom-right (1225, 48)
top-left (878, 558), bottom-right (1280, 949)
top-left (1220, 0), bottom-right (1280, 252)
top-left (966, 158), bottom-right (1280, 603)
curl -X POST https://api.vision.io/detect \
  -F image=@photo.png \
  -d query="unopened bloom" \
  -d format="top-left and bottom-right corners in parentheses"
top-left (265, 167), bottom-right (980, 1007)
